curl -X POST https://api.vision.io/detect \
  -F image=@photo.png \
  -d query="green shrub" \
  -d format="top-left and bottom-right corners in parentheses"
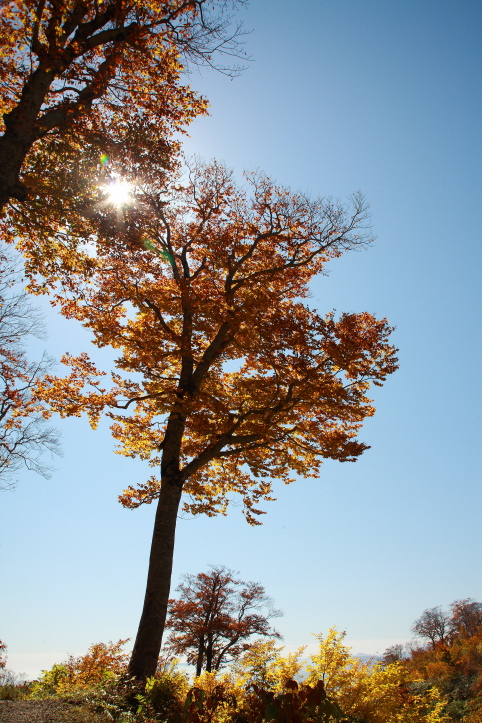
top-left (30, 663), bottom-right (71, 698)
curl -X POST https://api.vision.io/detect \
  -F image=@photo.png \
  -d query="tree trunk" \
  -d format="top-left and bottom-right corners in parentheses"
top-left (0, 65), bottom-right (57, 211)
top-left (127, 474), bottom-right (183, 680)
top-left (0, 129), bottom-right (34, 210)
top-left (205, 635), bottom-right (213, 673)
top-left (195, 635), bottom-right (205, 677)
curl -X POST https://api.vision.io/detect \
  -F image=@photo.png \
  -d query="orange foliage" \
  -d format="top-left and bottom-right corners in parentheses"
top-left (401, 628), bottom-right (482, 721)
top-left (31, 639), bottom-right (130, 696)
top-left (12, 157), bottom-right (398, 678)
top-left (2, 159), bottom-right (398, 678)
top-left (26, 159), bottom-right (398, 524)
top-left (166, 566), bottom-right (281, 675)
top-left (0, 1), bottom-right (244, 208)
top-left (407, 631), bottom-right (482, 683)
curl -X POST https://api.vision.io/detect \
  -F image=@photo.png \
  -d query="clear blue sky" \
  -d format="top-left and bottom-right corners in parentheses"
top-left (1, 0), bottom-right (481, 678)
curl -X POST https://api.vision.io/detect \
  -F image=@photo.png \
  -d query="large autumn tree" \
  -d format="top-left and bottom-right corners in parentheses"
top-left (17, 159), bottom-right (397, 679)
top-left (0, 0), bottom-right (244, 210)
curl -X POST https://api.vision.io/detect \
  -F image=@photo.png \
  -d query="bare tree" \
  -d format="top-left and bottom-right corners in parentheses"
top-left (381, 643), bottom-right (405, 666)
top-left (165, 565), bottom-right (282, 676)
top-left (0, 250), bottom-right (61, 488)
top-left (411, 606), bottom-right (449, 648)
top-left (0, 640), bottom-right (27, 686)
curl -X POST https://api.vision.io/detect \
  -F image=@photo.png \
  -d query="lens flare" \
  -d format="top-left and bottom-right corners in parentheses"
top-left (103, 179), bottom-right (132, 208)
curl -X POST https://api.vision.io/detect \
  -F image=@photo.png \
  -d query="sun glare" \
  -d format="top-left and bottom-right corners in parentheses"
top-left (103, 179), bottom-right (133, 207)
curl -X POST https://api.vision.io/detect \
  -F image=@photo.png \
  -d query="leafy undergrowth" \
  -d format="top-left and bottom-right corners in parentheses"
top-left (0, 631), bottom-right (456, 722)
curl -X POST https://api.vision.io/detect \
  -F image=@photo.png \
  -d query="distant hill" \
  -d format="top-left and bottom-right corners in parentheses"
top-left (353, 653), bottom-right (381, 664)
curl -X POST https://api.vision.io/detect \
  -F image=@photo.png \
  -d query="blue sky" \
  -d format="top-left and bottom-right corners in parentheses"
top-left (1, 0), bottom-right (481, 678)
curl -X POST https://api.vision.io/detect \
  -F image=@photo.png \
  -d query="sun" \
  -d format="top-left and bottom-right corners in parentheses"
top-left (102, 179), bottom-right (133, 208)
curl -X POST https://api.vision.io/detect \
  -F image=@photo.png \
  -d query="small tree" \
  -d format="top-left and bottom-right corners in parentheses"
top-left (230, 639), bottom-right (284, 690)
top-left (0, 250), bottom-right (61, 488)
top-left (411, 606), bottom-right (449, 648)
top-left (448, 599), bottom-right (482, 640)
top-left (381, 643), bottom-right (405, 665)
top-left (165, 566), bottom-right (281, 676)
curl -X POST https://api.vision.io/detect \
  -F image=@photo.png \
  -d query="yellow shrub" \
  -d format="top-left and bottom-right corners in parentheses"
top-left (187, 670), bottom-right (239, 723)
top-left (231, 640), bottom-right (306, 693)
top-left (305, 628), bottom-right (449, 723)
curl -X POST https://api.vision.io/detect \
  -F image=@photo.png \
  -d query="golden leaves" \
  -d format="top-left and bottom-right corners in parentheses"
top-left (19, 159), bottom-right (397, 520)
top-left (119, 475), bottom-right (161, 509)
top-left (34, 352), bottom-right (114, 429)
top-left (305, 629), bottom-right (449, 723)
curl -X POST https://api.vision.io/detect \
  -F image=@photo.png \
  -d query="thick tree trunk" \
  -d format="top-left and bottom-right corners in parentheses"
top-left (0, 132), bottom-right (32, 210)
top-left (127, 474), bottom-right (183, 680)
top-left (128, 278), bottom-right (192, 680)
top-left (0, 66), bottom-right (56, 211)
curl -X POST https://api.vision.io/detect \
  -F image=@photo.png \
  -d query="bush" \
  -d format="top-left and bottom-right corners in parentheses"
top-left (30, 639), bottom-right (130, 699)
top-left (135, 672), bottom-right (188, 722)
top-left (0, 682), bottom-right (31, 700)
top-left (63, 661), bottom-right (189, 723)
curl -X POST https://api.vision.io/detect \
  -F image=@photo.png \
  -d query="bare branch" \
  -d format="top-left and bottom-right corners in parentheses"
top-left (0, 249), bottom-right (62, 489)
